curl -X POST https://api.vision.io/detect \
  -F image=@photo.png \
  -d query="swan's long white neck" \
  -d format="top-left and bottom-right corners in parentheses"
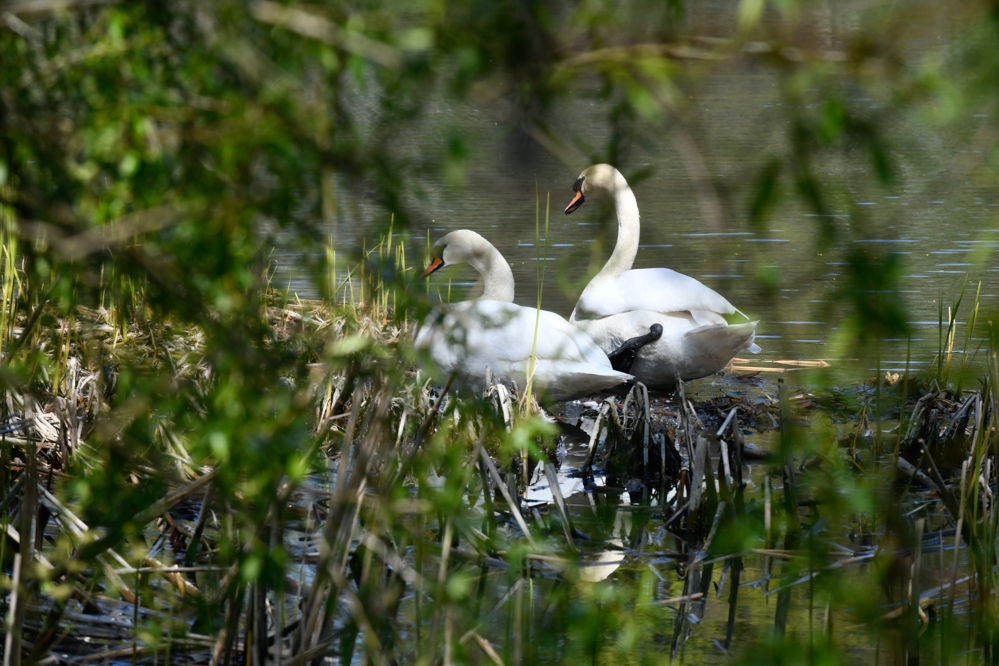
top-left (582, 178), bottom-right (640, 295)
top-left (469, 244), bottom-right (515, 302)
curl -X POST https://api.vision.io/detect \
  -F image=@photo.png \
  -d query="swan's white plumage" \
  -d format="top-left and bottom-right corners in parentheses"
top-left (573, 268), bottom-right (738, 320)
top-left (416, 230), bottom-right (631, 401)
top-left (566, 164), bottom-right (760, 390)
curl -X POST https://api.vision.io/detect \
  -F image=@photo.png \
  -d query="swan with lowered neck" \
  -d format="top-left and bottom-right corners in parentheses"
top-left (564, 164), bottom-right (760, 390)
top-left (414, 229), bottom-right (633, 402)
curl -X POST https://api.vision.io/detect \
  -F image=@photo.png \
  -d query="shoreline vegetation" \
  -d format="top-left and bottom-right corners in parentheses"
top-left (5, 0), bottom-right (999, 662)
top-left (3, 272), bottom-right (999, 663)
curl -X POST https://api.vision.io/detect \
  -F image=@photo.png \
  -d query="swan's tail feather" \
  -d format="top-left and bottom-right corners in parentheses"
top-left (739, 320), bottom-right (761, 353)
top-left (682, 321), bottom-right (758, 370)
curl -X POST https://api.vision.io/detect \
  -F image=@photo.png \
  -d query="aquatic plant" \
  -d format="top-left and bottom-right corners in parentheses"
top-left (5, 0), bottom-right (999, 664)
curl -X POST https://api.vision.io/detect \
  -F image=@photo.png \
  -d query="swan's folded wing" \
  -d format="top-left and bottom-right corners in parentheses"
top-left (464, 302), bottom-right (614, 369)
top-left (457, 301), bottom-right (555, 364)
top-left (575, 268), bottom-right (738, 320)
top-left (536, 309), bottom-right (615, 368)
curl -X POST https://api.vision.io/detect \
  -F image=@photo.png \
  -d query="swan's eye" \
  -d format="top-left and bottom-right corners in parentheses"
top-left (573, 176), bottom-right (585, 194)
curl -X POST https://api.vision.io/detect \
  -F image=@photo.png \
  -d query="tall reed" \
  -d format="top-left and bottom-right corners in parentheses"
top-left (523, 190), bottom-right (550, 406)
top-left (0, 189), bottom-right (19, 356)
top-left (935, 276), bottom-right (967, 386)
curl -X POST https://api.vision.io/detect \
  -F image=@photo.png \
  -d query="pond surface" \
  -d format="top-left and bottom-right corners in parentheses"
top-left (258, 7), bottom-right (998, 659)
top-left (16, 2), bottom-right (998, 663)
top-left (268, 0), bottom-right (999, 388)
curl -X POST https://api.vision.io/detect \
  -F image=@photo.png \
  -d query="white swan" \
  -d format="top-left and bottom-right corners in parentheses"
top-left (564, 164), bottom-right (760, 391)
top-left (414, 230), bottom-right (633, 402)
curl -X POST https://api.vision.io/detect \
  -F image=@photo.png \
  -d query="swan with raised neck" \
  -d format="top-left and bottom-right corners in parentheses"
top-left (564, 164), bottom-right (642, 299)
top-left (562, 163), bottom-right (760, 390)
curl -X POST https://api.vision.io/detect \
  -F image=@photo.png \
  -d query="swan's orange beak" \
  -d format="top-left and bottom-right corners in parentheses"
top-left (421, 255), bottom-right (445, 278)
top-left (564, 190), bottom-right (585, 215)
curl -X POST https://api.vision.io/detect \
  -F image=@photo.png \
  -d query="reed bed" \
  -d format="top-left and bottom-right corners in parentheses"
top-left (5, 0), bottom-right (999, 661)
top-left (2, 265), bottom-right (999, 664)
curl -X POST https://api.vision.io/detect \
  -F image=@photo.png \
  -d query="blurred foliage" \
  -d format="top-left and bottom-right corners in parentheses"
top-left (4, 0), bottom-right (999, 663)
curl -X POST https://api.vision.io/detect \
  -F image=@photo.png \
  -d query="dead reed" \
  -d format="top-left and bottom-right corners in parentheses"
top-left (2, 238), bottom-right (999, 664)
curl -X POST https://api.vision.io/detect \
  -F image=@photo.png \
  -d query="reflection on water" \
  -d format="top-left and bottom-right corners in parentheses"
top-left (325, 370), bottom-right (966, 663)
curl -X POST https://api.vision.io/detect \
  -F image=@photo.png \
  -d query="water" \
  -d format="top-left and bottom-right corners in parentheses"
top-left (258, 8), bottom-right (999, 656)
top-left (271, 21), bottom-right (998, 388)
top-left (374, 378), bottom-right (972, 664)
top-left (17, 2), bottom-right (997, 662)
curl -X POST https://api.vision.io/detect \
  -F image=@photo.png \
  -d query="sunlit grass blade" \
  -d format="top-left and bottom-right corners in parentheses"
top-left (523, 188), bottom-right (550, 409)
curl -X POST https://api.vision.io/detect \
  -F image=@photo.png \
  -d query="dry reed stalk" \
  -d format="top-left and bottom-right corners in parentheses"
top-left (35, 483), bottom-right (137, 603)
top-left (459, 629), bottom-right (505, 666)
top-left (777, 380), bottom-right (800, 539)
top-left (513, 569), bottom-right (524, 666)
top-left (186, 480), bottom-right (215, 565)
top-left (38, 467), bottom-right (219, 595)
top-left (294, 384), bottom-right (394, 660)
top-left (3, 553), bottom-right (22, 666)
top-left (908, 518), bottom-right (926, 651)
top-left (690, 501), bottom-right (726, 567)
top-left (478, 446), bottom-right (537, 549)
top-left (392, 375), bottom-right (454, 485)
top-left (541, 462), bottom-right (575, 550)
top-left (650, 592), bottom-right (705, 606)
top-left (11, 394), bottom-right (38, 666)
top-left (895, 456), bottom-right (940, 492)
top-left (427, 515), bottom-right (455, 661)
top-left (948, 461), bottom-right (970, 618)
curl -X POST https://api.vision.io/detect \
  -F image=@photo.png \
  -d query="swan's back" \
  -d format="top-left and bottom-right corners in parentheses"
top-left (574, 268), bottom-right (737, 320)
